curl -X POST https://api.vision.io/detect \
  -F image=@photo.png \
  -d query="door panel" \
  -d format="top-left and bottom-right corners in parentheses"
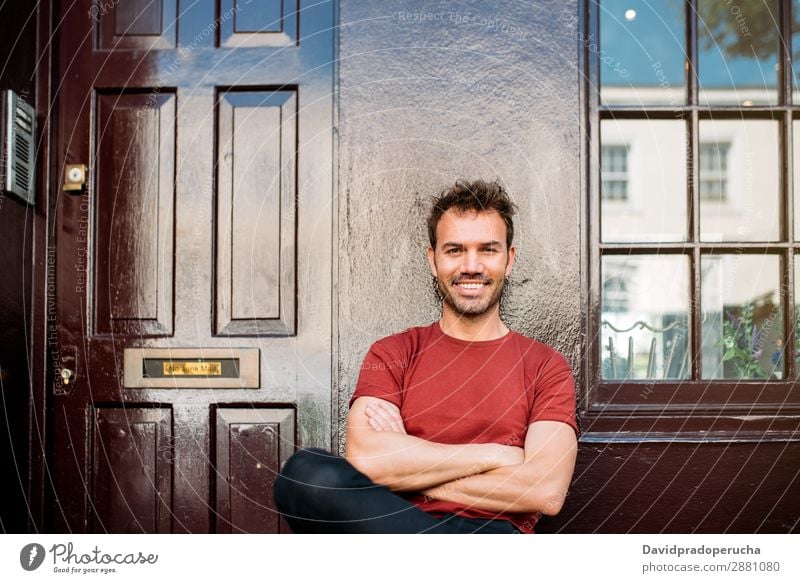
top-left (96, 0), bottom-right (177, 50)
top-left (215, 90), bottom-right (296, 335)
top-left (91, 408), bottom-right (172, 533)
top-left (218, 0), bottom-right (298, 47)
top-left (213, 409), bottom-right (294, 533)
top-left (52, 0), bottom-right (333, 533)
top-left (93, 90), bottom-right (175, 336)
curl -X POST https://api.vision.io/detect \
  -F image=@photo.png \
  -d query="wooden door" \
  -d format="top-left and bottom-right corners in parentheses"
top-left (51, 0), bottom-right (334, 533)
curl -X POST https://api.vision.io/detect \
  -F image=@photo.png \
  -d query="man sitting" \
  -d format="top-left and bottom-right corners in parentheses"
top-left (273, 179), bottom-right (579, 533)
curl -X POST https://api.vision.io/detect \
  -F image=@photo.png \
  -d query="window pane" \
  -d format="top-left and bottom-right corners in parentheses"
top-left (699, 120), bottom-right (779, 242)
top-left (601, 119), bottom-right (687, 242)
top-left (698, 0), bottom-right (779, 106)
top-left (794, 120), bottom-right (800, 240)
top-left (792, 0), bottom-right (800, 102)
top-left (701, 255), bottom-right (782, 380)
top-left (599, 0), bottom-right (685, 106)
top-left (796, 258), bottom-right (800, 378)
top-left (601, 255), bottom-right (690, 380)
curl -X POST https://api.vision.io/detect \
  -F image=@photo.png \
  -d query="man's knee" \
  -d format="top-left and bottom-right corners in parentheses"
top-left (279, 448), bottom-right (344, 483)
top-left (274, 448), bottom-right (352, 511)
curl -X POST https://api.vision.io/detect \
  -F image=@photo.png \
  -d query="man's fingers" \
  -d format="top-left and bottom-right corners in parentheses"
top-left (372, 402), bottom-right (405, 433)
top-left (366, 404), bottom-right (395, 431)
top-left (365, 405), bottom-right (387, 429)
top-left (366, 402), bottom-right (406, 433)
top-left (377, 409), bottom-right (401, 432)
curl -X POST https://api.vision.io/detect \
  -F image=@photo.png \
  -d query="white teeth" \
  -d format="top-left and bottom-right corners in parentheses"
top-left (457, 282), bottom-right (486, 289)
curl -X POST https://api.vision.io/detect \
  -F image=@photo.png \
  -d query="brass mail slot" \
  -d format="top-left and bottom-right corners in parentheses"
top-left (123, 348), bottom-right (259, 388)
top-left (163, 361), bottom-right (222, 376)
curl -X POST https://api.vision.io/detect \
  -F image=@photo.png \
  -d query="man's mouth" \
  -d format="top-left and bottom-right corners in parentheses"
top-left (453, 280), bottom-right (490, 293)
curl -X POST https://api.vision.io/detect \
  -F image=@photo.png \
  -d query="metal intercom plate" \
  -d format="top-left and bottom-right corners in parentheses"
top-left (123, 348), bottom-right (260, 388)
top-left (1, 90), bottom-right (36, 205)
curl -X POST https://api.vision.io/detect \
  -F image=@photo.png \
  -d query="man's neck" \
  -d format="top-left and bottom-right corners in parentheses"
top-left (438, 307), bottom-right (509, 342)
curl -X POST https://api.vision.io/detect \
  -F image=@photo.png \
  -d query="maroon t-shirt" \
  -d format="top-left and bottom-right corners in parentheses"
top-left (348, 321), bottom-right (579, 533)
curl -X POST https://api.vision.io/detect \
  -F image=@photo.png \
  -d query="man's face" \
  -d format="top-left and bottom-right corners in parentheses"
top-left (427, 209), bottom-right (516, 317)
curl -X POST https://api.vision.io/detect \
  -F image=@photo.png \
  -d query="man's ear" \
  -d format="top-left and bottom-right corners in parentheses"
top-left (505, 244), bottom-right (517, 277)
top-left (427, 245), bottom-right (438, 278)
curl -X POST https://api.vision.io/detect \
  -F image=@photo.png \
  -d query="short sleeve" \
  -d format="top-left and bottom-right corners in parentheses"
top-left (529, 350), bottom-right (580, 438)
top-left (348, 339), bottom-right (406, 409)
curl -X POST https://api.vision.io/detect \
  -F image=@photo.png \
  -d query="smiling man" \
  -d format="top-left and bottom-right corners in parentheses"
top-left (273, 179), bottom-right (579, 533)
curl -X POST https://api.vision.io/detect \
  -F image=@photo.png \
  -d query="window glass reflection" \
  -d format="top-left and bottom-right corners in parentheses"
top-left (699, 142), bottom-right (730, 202)
top-left (599, 0), bottom-right (685, 106)
top-left (698, 0), bottom-right (779, 105)
top-left (794, 120), bottom-right (800, 240)
top-left (601, 119), bottom-right (687, 242)
top-left (791, 0), bottom-right (800, 102)
top-left (796, 259), bottom-right (800, 378)
top-left (701, 255), bottom-right (783, 379)
top-left (601, 255), bottom-right (690, 380)
top-left (699, 120), bottom-right (779, 242)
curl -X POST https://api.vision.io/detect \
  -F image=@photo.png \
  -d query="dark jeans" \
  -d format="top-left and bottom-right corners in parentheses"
top-left (273, 447), bottom-right (521, 534)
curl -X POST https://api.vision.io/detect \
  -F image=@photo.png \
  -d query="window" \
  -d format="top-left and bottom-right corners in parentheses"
top-left (600, 144), bottom-right (629, 201)
top-left (698, 142), bottom-right (730, 202)
top-left (586, 0), bottom-right (800, 415)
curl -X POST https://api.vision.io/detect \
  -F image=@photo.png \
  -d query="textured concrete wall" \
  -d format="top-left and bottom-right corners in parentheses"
top-left (336, 0), bottom-right (582, 452)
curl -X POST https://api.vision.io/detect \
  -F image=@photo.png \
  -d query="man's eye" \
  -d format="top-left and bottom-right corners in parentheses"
top-left (446, 249), bottom-right (460, 254)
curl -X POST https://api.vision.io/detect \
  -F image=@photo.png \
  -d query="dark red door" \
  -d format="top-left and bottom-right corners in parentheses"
top-left (51, 0), bottom-right (334, 533)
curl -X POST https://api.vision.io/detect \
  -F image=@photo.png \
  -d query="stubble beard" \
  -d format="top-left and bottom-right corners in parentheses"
top-left (435, 274), bottom-right (508, 318)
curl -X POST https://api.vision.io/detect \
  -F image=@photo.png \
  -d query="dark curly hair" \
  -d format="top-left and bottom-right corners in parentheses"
top-left (427, 179), bottom-right (518, 250)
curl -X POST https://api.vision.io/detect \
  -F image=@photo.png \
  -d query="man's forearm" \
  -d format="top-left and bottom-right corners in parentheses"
top-left (345, 431), bottom-right (512, 493)
top-left (420, 462), bottom-right (567, 515)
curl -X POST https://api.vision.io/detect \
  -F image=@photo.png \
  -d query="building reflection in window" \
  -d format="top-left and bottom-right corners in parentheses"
top-left (600, 119), bottom-right (687, 242)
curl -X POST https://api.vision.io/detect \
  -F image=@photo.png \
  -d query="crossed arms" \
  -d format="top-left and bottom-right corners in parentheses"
top-left (344, 396), bottom-right (578, 516)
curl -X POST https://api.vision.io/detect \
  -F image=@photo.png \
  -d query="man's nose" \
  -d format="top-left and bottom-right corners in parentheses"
top-left (461, 250), bottom-right (485, 274)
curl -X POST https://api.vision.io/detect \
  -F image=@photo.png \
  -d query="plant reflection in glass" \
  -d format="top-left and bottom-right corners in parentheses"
top-left (720, 303), bottom-right (782, 379)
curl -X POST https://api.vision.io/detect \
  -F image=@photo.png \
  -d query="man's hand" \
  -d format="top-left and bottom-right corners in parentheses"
top-left (364, 400), bottom-right (407, 434)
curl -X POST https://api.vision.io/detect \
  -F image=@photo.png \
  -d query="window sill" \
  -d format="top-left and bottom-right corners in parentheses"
top-left (578, 412), bottom-right (800, 442)
top-left (592, 380), bottom-right (800, 410)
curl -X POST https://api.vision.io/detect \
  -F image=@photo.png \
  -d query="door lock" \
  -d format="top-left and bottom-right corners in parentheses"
top-left (64, 164), bottom-right (87, 192)
top-left (60, 368), bottom-right (75, 385)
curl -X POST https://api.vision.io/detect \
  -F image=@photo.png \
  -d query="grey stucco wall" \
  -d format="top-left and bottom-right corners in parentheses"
top-left (335, 0), bottom-right (582, 452)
